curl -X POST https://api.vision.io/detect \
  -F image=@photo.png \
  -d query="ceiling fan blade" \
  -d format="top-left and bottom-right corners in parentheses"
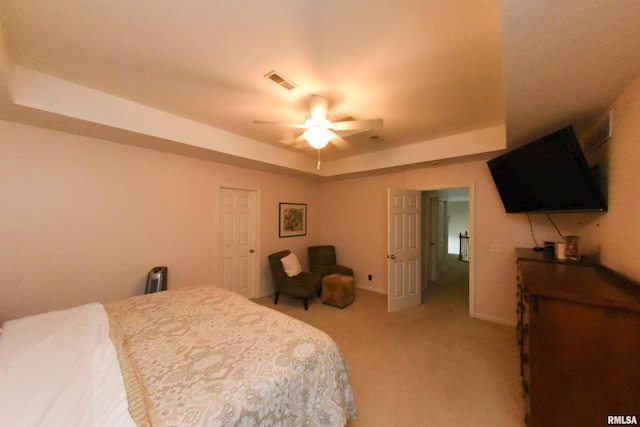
top-left (278, 139), bottom-right (297, 146)
top-left (294, 135), bottom-right (309, 148)
top-left (333, 128), bottom-right (368, 138)
top-left (253, 120), bottom-right (308, 129)
top-left (332, 118), bottom-right (383, 131)
top-left (277, 129), bottom-right (303, 146)
top-left (331, 135), bottom-right (352, 150)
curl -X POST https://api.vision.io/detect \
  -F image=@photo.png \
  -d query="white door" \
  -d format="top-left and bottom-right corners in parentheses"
top-left (428, 196), bottom-right (440, 282)
top-left (220, 188), bottom-right (258, 298)
top-left (438, 200), bottom-right (449, 274)
top-left (388, 188), bottom-right (422, 312)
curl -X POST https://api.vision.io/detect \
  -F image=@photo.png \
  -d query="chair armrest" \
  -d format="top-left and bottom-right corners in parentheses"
top-left (313, 264), bottom-right (354, 277)
top-left (335, 265), bottom-right (354, 277)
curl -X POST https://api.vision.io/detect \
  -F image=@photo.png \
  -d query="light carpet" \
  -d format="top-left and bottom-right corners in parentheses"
top-left (254, 257), bottom-right (525, 426)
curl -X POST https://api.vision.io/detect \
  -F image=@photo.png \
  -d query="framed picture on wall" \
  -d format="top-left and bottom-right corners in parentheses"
top-left (279, 203), bottom-right (307, 237)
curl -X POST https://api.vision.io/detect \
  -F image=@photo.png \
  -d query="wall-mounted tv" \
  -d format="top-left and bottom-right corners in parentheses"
top-left (487, 126), bottom-right (608, 214)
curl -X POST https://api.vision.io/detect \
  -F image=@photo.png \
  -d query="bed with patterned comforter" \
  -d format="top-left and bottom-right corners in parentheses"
top-left (0, 286), bottom-right (356, 427)
top-left (105, 286), bottom-right (357, 426)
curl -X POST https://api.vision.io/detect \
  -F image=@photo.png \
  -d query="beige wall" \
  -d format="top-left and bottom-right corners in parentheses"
top-left (574, 72), bottom-right (640, 279)
top-left (2, 72), bottom-right (639, 324)
top-left (447, 201), bottom-right (470, 254)
top-left (496, 72), bottom-right (640, 281)
top-left (0, 121), bottom-right (320, 322)
top-left (318, 173), bottom-right (405, 294)
top-left (316, 72), bottom-right (640, 324)
top-left (318, 160), bottom-right (535, 324)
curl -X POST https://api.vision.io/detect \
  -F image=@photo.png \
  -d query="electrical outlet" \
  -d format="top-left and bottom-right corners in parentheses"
top-left (368, 274), bottom-right (372, 281)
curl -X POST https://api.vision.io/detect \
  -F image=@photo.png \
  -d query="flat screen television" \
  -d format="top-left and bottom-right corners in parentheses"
top-left (487, 126), bottom-right (608, 214)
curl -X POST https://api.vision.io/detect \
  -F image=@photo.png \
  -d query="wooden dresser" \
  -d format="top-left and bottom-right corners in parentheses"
top-left (515, 248), bottom-right (640, 426)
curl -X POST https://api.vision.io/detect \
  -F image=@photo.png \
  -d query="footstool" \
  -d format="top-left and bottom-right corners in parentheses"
top-left (322, 274), bottom-right (355, 308)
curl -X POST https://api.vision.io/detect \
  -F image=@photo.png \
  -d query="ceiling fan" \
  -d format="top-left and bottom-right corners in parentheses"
top-left (253, 94), bottom-right (383, 151)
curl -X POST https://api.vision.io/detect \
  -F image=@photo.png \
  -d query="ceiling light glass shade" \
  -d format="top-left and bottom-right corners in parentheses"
top-left (303, 127), bottom-right (333, 149)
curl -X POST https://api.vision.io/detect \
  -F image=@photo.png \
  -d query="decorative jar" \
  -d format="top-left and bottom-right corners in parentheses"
top-left (565, 235), bottom-right (580, 261)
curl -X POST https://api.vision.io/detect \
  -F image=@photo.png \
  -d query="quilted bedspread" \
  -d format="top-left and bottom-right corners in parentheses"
top-left (105, 286), bottom-right (357, 426)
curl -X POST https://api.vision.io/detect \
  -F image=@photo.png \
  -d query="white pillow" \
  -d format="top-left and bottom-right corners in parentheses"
top-left (281, 252), bottom-right (302, 277)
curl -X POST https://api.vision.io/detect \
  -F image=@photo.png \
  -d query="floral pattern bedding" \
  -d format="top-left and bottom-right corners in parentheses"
top-left (105, 286), bottom-right (357, 426)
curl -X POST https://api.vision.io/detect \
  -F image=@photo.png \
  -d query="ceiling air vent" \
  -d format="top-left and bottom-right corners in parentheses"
top-left (264, 70), bottom-right (298, 90)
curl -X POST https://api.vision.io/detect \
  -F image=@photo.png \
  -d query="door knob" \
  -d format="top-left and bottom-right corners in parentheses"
top-left (249, 249), bottom-right (255, 253)
top-left (388, 254), bottom-right (396, 260)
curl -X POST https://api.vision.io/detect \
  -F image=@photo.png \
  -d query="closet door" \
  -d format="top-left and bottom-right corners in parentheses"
top-left (220, 188), bottom-right (258, 298)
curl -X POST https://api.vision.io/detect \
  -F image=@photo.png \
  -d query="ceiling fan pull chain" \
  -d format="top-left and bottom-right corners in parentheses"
top-left (317, 150), bottom-right (321, 170)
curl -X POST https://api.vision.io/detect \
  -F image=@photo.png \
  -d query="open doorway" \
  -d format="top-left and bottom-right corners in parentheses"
top-left (421, 187), bottom-right (471, 314)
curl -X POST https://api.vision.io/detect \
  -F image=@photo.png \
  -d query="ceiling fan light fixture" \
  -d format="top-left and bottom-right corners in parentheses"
top-left (303, 127), bottom-right (333, 149)
top-left (253, 94), bottom-right (382, 152)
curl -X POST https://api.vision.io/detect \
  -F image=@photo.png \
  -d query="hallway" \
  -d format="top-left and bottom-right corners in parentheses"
top-left (423, 254), bottom-right (470, 314)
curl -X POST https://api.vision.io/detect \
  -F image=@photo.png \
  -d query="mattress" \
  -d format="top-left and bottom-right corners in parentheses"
top-left (0, 286), bottom-right (357, 426)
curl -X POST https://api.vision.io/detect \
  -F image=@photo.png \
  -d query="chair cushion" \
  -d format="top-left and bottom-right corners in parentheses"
top-left (280, 272), bottom-right (322, 297)
top-left (281, 252), bottom-right (302, 277)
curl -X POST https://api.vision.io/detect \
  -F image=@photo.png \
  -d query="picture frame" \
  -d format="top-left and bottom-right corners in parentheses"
top-left (279, 203), bottom-right (307, 237)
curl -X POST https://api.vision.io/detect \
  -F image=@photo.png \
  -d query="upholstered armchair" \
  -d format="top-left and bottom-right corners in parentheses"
top-left (268, 250), bottom-right (322, 310)
top-left (308, 245), bottom-right (354, 277)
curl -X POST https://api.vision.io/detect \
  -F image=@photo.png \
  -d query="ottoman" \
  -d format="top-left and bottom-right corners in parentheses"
top-left (322, 274), bottom-right (355, 308)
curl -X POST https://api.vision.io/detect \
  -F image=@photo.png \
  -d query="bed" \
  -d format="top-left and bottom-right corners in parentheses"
top-left (0, 286), bottom-right (357, 426)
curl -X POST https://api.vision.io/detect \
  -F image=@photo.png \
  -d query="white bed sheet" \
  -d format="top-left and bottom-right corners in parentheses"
top-left (0, 303), bottom-right (136, 427)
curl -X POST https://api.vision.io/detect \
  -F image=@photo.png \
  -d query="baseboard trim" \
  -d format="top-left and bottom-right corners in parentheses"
top-left (256, 290), bottom-right (274, 300)
top-left (355, 284), bottom-right (386, 294)
top-left (472, 312), bottom-right (517, 327)
top-left (258, 285), bottom-right (387, 299)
